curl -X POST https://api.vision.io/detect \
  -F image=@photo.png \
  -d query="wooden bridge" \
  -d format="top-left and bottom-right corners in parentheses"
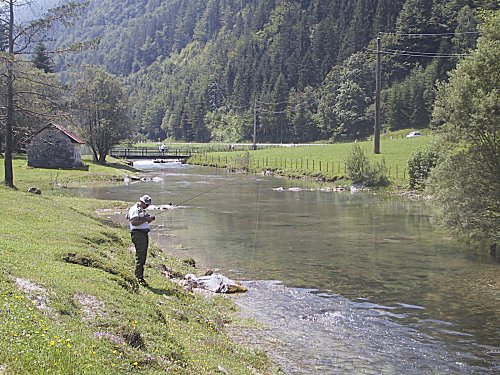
top-left (110, 147), bottom-right (193, 161)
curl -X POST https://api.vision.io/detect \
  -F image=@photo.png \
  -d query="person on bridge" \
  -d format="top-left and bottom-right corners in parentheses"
top-left (127, 195), bottom-right (155, 286)
top-left (159, 143), bottom-right (166, 154)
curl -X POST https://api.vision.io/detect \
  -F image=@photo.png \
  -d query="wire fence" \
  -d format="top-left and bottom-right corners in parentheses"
top-left (190, 153), bottom-right (408, 181)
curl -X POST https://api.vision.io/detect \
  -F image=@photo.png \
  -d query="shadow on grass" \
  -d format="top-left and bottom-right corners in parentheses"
top-left (145, 285), bottom-right (184, 298)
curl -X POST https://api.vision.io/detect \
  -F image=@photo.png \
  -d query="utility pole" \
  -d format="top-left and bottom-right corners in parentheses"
top-left (374, 36), bottom-right (382, 154)
top-left (252, 98), bottom-right (257, 150)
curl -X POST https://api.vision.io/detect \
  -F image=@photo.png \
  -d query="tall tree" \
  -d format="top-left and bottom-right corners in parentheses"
top-left (32, 42), bottom-right (54, 73)
top-left (429, 8), bottom-right (500, 246)
top-left (0, 0), bottom-right (87, 188)
top-left (71, 66), bottom-right (131, 165)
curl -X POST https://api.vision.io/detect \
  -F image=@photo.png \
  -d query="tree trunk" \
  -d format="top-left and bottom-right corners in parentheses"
top-left (98, 153), bottom-right (107, 165)
top-left (4, 0), bottom-right (15, 188)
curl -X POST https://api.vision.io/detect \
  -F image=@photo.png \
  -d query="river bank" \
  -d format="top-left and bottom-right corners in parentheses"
top-left (0, 157), bottom-right (278, 374)
top-left (85, 161), bottom-right (497, 374)
top-left (4, 155), bottom-right (498, 373)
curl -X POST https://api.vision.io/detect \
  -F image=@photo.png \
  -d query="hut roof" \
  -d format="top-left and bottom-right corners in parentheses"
top-left (33, 123), bottom-right (86, 144)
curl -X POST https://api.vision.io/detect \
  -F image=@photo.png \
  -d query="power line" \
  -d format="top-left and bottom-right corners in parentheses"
top-left (365, 47), bottom-right (472, 58)
top-left (379, 31), bottom-right (480, 37)
top-left (385, 50), bottom-right (471, 58)
top-left (365, 47), bottom-right (471, 58)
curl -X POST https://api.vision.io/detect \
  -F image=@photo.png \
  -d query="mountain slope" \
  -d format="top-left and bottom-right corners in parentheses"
top-left (50, 0), bottom-right (496, 142)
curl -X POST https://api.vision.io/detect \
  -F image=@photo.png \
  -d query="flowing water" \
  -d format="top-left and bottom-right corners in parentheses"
top-left (76, 161), bottom-right (500, 374)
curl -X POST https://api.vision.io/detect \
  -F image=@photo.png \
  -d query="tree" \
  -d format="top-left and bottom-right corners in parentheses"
top-left (317, 52), bottom-right (374, 140)
top-left (71, 66), bottom-right (131, 165)
top-left (1, 0), bottom-right (88, 188)
top-left (428, 8), bottom-right (500, 246)
top-left (32, 42), bottom-right (54, 73)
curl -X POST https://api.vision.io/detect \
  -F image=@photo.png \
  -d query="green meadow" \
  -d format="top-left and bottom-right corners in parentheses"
top-left (0, 157), bottom-right (276, 374)
top-left (188, 134), bottom-right (433, 186)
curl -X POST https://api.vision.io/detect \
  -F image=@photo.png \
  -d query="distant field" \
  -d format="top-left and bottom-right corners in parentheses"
top-left (189, 135), bottom-right (433, 185)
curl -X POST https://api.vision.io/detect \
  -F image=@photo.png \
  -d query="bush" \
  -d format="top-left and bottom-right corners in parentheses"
top-left (407, 148), bottom-right (439, 190)
top-left (427, 151), bottom-right (500, 245)
top-left (228, 151), bottom-right (251, 172)
top-left (344, 144), bottom-right (388, 186)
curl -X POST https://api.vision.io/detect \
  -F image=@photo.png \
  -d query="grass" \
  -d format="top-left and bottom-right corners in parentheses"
top-left (0, 157), bottom-right (277, 374)
top-left (1, 155), bottom-right (137, 193)
top-left (188, 134), bottom-right (433, 186)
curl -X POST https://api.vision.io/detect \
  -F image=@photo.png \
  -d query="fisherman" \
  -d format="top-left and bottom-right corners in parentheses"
top-left (127, 195), bottom-right (155, 286)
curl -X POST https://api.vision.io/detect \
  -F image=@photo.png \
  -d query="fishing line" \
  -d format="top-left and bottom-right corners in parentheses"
top-left (247, 179), bottom-right (262, 275)
top-left (176, 177), bottom-right (242, 206)
top-left (152, 176), bottom-right (243, 215)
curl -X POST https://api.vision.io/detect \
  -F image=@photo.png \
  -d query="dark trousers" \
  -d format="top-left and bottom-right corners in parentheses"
top-left (131, 230), bottom-right (149, 279)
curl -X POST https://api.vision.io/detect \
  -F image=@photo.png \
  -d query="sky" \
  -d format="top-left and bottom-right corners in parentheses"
top-left (9, 0), bottom-right (65, 22)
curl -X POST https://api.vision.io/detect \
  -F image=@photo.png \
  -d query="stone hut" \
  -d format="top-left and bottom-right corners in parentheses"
top-left (27, 123), bottom-right (86, 169)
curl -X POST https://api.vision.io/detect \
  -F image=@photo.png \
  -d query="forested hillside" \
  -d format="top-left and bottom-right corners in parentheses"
top-left (51, 0), bottom-right (497, 142)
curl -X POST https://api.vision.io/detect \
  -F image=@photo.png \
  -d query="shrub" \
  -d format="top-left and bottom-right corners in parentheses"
top-left (228, 151), bottom-right (251, 172)
top-left (407, 149), bottom-right (439, 189)
top-left (344, 144), bottom-right (388, 186)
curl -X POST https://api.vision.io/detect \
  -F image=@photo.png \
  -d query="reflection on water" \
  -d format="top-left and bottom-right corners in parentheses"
top-left (76, 162), bottom-right (500, 374)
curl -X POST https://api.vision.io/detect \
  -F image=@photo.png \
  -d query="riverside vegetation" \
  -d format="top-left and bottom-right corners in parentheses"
top-left (0, 156), bottom-right (276, 374)
top-left (186, 132), bottom-right (432, 186)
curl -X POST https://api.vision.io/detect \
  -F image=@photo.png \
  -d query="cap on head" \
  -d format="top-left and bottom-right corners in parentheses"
top-left (139, 194), bottom-right (152, 205)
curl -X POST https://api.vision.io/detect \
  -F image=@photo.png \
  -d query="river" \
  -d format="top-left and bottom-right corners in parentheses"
top-left (76, 161), bottom-right (500, 374)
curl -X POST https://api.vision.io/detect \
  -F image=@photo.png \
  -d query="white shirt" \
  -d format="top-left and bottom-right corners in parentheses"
top-left (128, 203), bottom-right (150, 231)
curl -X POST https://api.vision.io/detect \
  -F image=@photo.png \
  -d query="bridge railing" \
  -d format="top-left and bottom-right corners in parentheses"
top-left (110, 147), bottom-right (193, 159)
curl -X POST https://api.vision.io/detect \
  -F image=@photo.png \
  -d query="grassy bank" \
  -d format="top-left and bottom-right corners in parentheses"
top-left (188, 135), bottom-right (433, 186)
top-left (1, 155), bottom-right (137, 193)
top-left (0, 157), bottom-right (276, 374)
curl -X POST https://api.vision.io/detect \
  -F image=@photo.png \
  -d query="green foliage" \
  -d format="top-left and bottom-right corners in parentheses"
top-left (46, 0), bottom-right (495, 143)
top-left (205, 109), bottom-right (247, 142)
top-left (226, 151), bottom-right (252, 172)
top-left (344, 144), bottom-right (389, 186)
top-left (71, 66), bottom-right (132, 165)
top-left (383, 64), bottom-right (437, 131)
top-left (31, 43), bottom-right (54, 73)
top-left (429, 7), bottom-right (500, 244)
top-left (428, 152), bottom-right (499, 244)
top-left (407, 148), bottom-right (439, 189)
top-left (317, 52), bottom-right (374, 140)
